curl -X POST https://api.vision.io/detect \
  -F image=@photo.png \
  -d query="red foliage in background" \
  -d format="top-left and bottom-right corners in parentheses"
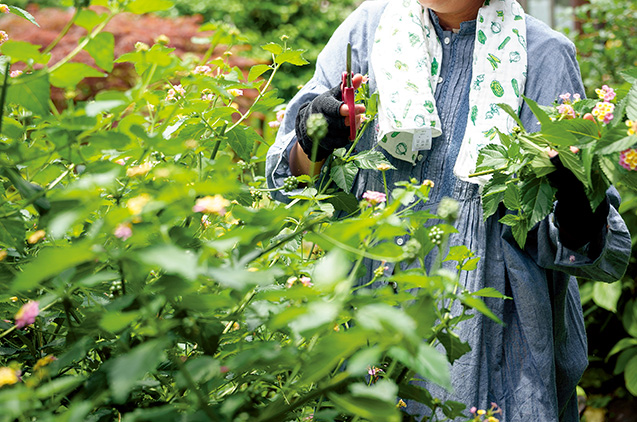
top-left (0, 6), bottom-right (258, 108)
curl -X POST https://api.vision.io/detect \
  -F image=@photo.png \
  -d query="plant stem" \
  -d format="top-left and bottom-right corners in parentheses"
top-left (467, 165), bottom-right (508, 178)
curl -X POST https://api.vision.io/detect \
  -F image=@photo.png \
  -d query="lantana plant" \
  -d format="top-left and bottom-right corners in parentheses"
top-left (471, 70), bottom-right (637, 247)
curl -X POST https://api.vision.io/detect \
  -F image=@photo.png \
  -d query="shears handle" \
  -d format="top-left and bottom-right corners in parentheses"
top-left (341, 71), bottom-right (356, 141)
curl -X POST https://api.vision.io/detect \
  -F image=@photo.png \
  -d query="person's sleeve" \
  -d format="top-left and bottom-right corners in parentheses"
top-left (519, 17), bottom-right (631, 281)
top-left (265, 1), bottom-right (381, 203)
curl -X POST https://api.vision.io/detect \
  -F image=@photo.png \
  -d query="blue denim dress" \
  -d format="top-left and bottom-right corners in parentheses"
top-left (266, 1), bottom-right (631, 420)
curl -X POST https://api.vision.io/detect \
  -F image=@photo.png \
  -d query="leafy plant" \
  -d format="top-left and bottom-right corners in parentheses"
top-left (471, 73), bottom-right (637, 247)
top-left (0, 1), bottom-right (507, 421)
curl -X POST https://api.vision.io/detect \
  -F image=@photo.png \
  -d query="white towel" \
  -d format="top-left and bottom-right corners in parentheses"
top-left (371, 0), bottom-right (527, 184)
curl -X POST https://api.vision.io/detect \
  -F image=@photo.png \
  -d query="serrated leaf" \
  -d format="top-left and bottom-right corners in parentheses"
top-left (125, 0), bottom-right (173, 14)
top-left (84, 32), bottom-right (114, 72)
top-left (261, 43), bottom-right (283, 55)
top-left (499, 213), bottom-right (518, 226)
top-left (330, 160), bottom-right (358, 192)
top-left (50, 63), bottom-right (105, 88)
top-left (461, 296), bottom-right (501, 323)
top-left (497, 103), bottom-right (524, 130)
top-left (503, 183), bottom-right (521, 210)
top-left (75, 9), bottom-right (109, 31)
top-left (524, 96), bottom-right (552, 126)
top-left (475, 144), bottom-right (509, 171)
top-left (8, 6), bottom-right (38, 26)
top-left (275, 49), bottom-right (309, 66)
top-left (512, 218), bottom-right (530, 248)
top-left (436, 331), bottom-right (471, 364)
top-left (12, 243), bottom-right (96, 291)
top-left (351, 149), bottom-right (394, 170)
top-left (107, 338), bottom-right (169, 403)
top-left (481, 173), bottom-right (508, 219)
top-left (595, 135), bottom-right (637, 155)
top-left (225, 126), bottom-right (259, 161)
top-left (521, 177), bottom-right (553, 228)
top-left (388, 343), bottom-right (451, 389)
top-left (247, 64), bottom-right (271, 82)
top-left (472, 287), bottom-right (511, 299)
top-left (0, 41), bottom-right (50, 64)
top-left (557, 148), bottom-right (588, 189)
top-left (625, 84), bottom-right (637, 121)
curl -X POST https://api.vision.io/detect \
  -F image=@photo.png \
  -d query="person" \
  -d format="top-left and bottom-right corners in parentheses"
top-left (266, 0), bottom-right (631, 420)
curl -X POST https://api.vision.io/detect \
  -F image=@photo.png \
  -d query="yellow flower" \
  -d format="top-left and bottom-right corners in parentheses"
top-left (0, 367), bottom-right (19, 387)
top-left (477, 409), bottom-right (486, 415)
top-left (33, 355), bottom-right (56, 371)
top-left (376, 163), bottom-right (392, 171)
top-left (27, 230), bottom-right (46, 244)
top-left (0, 4), bottom-right (9, 13)
top-left (126, 194), bottom-right (151, 215)
top-left (487, 417), bottom-right (499, 422)
top-left (0, 249), bottom-right (7, 262)
top-left (626, 119), bottom-right (637, 136)
top-left (396, 399), bottom-right (407, 408)
top-left (126, 162), bottom-right (153, 177)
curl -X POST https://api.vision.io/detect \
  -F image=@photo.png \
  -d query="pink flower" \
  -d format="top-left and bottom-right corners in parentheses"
top-left (362, 190), bottom-right (386, 206)
top-left (559, 93), bottom-right (571, 102)
top-left (591, 101), bottom-right (615, 124)
top-left (15, 301), bottom-right (39, 329)
top-left (0, 5), bottom-right (9, 14)
top-left (557, 103), bottom-right (575, 119)
top-left (192, 195), bottom-right (229, 215)
top-left (114, 223), bottom-right (133, 240)
top-left (470, 407), bottom-right (477, 414)
top-left (0, 31), bottom-right (8, 45)
top-left (9, 70), bottom-right (22, 78)
top-left (193, 65), bottom-right (212, 75)
top-left (595, 85), bottom-right (616, 102)
top-left (268, 109), bottom-right (286, 128)
top-left (166, 84), bottom-right (186, 101)
top-left (300, 276), bottom-right (313, 287)
top-left (361, 75), bottom-right (369, 84)
top-left (619, 148), bottom-right (637, 171)
top-left (368, 366), bottom-right (384, 377)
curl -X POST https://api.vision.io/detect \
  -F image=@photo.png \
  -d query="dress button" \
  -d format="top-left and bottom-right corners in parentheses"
top-left (444, 37), bottom-right (451, 45)
top-left (396, 238), bottom-right (405, 246)
top-left (417, 154), bottom-right (423, 161)
top-left (438, 76), bottom-right (444, 83)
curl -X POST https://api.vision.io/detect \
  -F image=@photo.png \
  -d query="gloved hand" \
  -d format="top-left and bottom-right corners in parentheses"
top-left (295, 85), bottom-right (350, 162)
top-left (548, 154), bottom-right (609, 251)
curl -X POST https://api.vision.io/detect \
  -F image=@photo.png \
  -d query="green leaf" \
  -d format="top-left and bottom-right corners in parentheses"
top-left (84, 32), bottom-right (115, 72)
top-left (8, 6), bottom-right (38, 26)
top-left (75, 9), bottom-right (109, 31)
top-left (261, 43), bottom-right (283, 55)
top-left (327, 392), bottom-right (401, 422)
top-left (592, 280), bottom-right (622, 313)
top-left (388, 343), bottom-right (451, 389)
top-left (367, 242), bottom-right (405, 262)
top-left (0, 217), bottom-right (26, 251)
top-left (225, 126), bottom-right (259, 161)
top-left (5, 70), bottom-right (50, 116)
top-left (325, 191), bottom-right (359, 214)
top-left (35, 376), bottom-right (86, 399)
top-left (481, 173), bottom-right (507, 220)
top-left (436, 331), bottom-right (471, 364)
top-left (625, 84), bottom-right (637, 121)
top-left (330, 160), bottom-right (358, 192)
top-left (100, 311), bottom-right (140, 333)
top-left (351, 149), bottom-right (395, 170)
top-left (247, 64), bottom-right (271, 82)
top-left (461, 296), bottom-right (501, 323)
top-left (625, 355), bottom-right (637, 396)
top-left (595, 135), bottom-right (637, 155)
top-left (557, 148), bottom-right (588, 188)
top-left (523, 96), bottom-right (552, 126)
top-left (125, 0), bottom-right (173, 14)
top-left (139, 244), bottom-right (200, 281)
top-left (472, 287), bottom-right (511, 299)
top-left (475, 144), bottom-right (508, 171)
top-left (511, 218), bottom-right (530, 248)
top-left (623, 300), bottom-right (637, 338)
top-left (503, 183), bottom-right (521, 210)
top-left (608, 338), bottom-right (637, 359)
top-left (12, 244), bottom-right (96, 291)
top-left (498, 213), bottom-right (519, 227)
top-left (520, 177), bottom-right (554, 228)
top-left (0, 41), bottom-right (50, 64)
top-left (50, 63), bottom-right (105, 88)
top-left (275, 49), bottom-right (309, 66)
top-left (107, 338), bottom-right (170, 403)
top-left (85, 100), bottom-right (125, 117)
top-left (497, 103), bottom-right (525, 130)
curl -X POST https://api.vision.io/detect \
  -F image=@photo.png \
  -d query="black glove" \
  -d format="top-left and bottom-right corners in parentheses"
top-left (548, 155), bottom-right (609, 251)
top-left (295, 85), bottom-right (350, 161)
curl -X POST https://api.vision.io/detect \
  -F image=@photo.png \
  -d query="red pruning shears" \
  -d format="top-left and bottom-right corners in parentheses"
top-left (341, 43), bottom-right (356, 141)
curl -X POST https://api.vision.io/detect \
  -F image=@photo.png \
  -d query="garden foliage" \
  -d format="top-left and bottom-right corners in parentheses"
top-left (0, 1), bottom-right (506, 421)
